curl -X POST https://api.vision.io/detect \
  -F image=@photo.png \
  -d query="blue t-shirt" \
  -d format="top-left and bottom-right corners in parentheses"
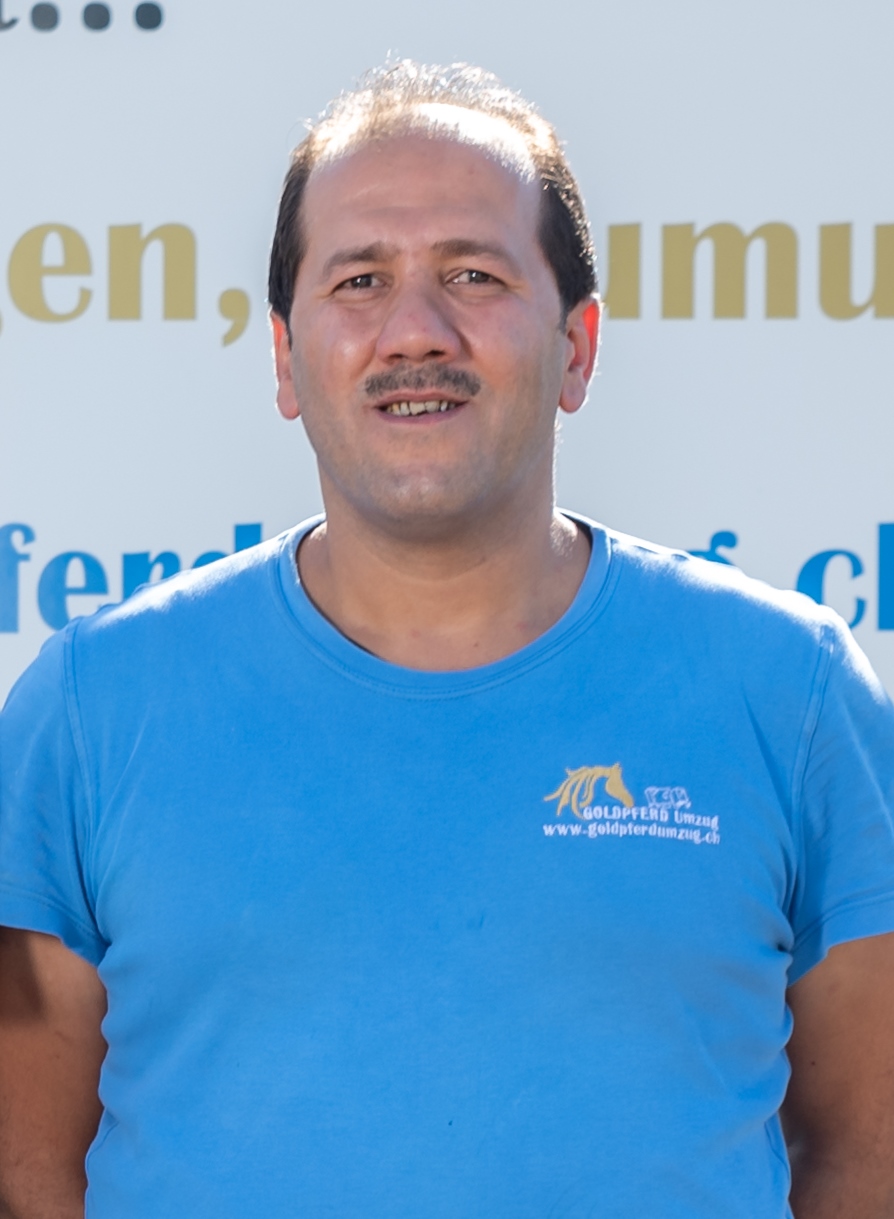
top-left (2, 517), bottom-right (894, 1219)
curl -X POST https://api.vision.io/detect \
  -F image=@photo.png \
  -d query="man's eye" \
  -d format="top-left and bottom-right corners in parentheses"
top-left (337, 274), bottom-right (378, 290)
top-left (452, 269), bottom-right (496, 285)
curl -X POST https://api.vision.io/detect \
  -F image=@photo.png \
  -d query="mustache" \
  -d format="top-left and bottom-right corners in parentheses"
top-left (364, 366), bottom-right (481, 401)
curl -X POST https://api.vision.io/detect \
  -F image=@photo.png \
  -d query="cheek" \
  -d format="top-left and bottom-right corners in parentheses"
top-left (292, 319), bottom-right (370, 398)
top-left (470, 318), bottom-right (559, 401)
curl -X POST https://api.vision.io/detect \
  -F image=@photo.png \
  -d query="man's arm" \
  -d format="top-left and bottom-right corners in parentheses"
top-left (782, 931), bottom-right (894, 1219)
top-left (0, 928), bottom-right (106, 1219)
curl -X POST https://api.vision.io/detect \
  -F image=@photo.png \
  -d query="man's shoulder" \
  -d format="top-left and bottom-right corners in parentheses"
top-left (601, 525), bottom-right (849, 673)
top-left (49, 531), bottom-right (299, 713)
top-left (588, 526), bottom-right (891, 765)
top-left (78, 532), bottom-right (288, 649)
top-left (0, 531), bottom-right (309, 812)
top-left (609, 527), bottom-right (829, 624)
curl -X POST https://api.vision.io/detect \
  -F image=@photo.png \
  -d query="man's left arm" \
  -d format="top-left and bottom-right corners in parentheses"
top-left (782, 931), bottom-right (894, 1218)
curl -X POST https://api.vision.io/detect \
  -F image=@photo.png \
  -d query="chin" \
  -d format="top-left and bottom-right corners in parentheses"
top-left (360, 476), bottom-right (491, 539)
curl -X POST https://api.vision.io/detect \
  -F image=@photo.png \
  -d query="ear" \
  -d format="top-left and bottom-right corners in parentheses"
top-left (271, 311), bottom-right (301, 420)
top-left (558, 296), bottom-right (600, 416)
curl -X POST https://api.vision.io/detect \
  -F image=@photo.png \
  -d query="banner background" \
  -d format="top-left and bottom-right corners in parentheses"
top-left (2, 0), bottom-right (892, 699)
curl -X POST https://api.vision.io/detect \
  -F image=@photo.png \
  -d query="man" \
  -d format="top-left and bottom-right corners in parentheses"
top-left (1, 60), bottom-right (894, 1219)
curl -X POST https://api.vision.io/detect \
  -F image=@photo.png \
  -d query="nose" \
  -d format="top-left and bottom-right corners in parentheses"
top-left (374, 279), bottom-right (463, 365)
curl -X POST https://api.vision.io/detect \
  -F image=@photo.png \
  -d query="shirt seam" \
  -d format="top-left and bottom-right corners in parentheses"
top-left (267, 532), bottom-right (622, 700)
top-left (792, 890), bottom-right (894, 958)
top-left (62, 620), bottom-right (101, 918)
top-left (788, 619), bottom-right (834, 884)
top-left (0, 879), bottom-right (104, 948)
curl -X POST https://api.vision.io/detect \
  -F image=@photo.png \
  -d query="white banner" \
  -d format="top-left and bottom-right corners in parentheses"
top-left (2, 0), bottom-right (892, 700)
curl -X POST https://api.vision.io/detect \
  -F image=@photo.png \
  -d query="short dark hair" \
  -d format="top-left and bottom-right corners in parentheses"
top-left (268, 61), bottom-right (597, 331)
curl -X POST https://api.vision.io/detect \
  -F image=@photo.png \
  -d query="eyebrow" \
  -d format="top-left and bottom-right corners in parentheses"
top-left (321, 243), bottom-right (398, 281)
top-left (320, 238), bottom-right (523, 282)
top-left (430, 238), bottom-right (522, 276)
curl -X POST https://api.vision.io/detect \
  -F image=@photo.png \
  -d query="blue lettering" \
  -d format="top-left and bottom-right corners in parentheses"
top-left (0, 523), bottom-right (35, 633)
top-left (38, 551), bottom-right (108, 629)
top-left (687, 530), bottom-right (738, 566)
top-left (122, 550), bottom-right (181, 599)
top-left (796, 549), bottom-right (865, 629)
top-left (193, 522), bottom-right (262, 569)
top-left (192, 549), bottom-right (226, 569)
top-left (234, 523), bottom-right (262, 551)
top-left (880, 524), bottom-right (894, 631)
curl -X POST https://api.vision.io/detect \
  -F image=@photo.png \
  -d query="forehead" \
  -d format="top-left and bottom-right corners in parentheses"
top-left (300, 130), bottom-right (543, 260)
top-left (317, 103), bottom-right (537, 179)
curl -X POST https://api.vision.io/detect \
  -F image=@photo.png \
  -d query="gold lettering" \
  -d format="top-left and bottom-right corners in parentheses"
top-left (603, 224), bottom-right (640, 319)
top-left (108, 224), bottom-right (197, 320)
top-left (7, 224), bottom-right (92, 322)
top-left (819, 224), bottom-right (894, 319)
top-left (218, 288), bottom-right (250, 346)
top-left (662, 222), bottom-right (798, 319)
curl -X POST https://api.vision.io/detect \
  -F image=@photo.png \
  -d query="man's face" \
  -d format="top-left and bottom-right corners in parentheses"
top-left (275, 127), bottom-right (597, 537)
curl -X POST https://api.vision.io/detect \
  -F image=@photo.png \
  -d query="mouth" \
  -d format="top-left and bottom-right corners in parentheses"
top-left (377, 398), bottom-right (464, 417)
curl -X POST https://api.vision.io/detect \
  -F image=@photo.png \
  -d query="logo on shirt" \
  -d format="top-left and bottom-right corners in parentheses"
top-left (544, 763), bottom-right (634, 818)
top-left (543, 765), bottom-right (720, 846)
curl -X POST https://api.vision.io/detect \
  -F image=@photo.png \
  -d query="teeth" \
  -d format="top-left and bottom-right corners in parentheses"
top-left (382, 400), bottom-right (457, 416)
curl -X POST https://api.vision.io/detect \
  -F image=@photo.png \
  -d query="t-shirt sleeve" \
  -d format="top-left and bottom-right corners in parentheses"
top-left (789, 617), bottom-right (894, 983)
top-left (0, 627), bottom-right (105, 965)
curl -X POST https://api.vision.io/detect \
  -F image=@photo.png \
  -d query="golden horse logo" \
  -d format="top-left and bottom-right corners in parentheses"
top-left (544, 764), bottom-right (635, 820)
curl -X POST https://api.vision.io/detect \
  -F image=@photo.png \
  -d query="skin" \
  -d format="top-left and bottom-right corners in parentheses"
top-left (0, 928), bottom-right (105, 1219)
top-left (2, 120), bottom-right (894, 1218)
top-left (783, 936), bottom-right (894, 1217)
top-left (272, 130), bottom-right (598, 670)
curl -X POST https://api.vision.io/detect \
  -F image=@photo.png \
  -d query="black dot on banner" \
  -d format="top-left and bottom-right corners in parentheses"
top-left (30, 3), bottom-right (59, 29)
top-left (134, 2), bottom-right (163, 29)
top-left (83, 2), bottom-right (111, 28)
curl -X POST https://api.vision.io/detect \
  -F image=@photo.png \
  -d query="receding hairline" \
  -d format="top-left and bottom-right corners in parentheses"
top-left (268, 61), bottom-right (598, 329)
top-left (309, 103), bottom-right (539, 186)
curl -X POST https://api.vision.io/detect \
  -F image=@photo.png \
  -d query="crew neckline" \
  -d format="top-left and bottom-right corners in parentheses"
top-left (272, 512), bottom-right (616, 697)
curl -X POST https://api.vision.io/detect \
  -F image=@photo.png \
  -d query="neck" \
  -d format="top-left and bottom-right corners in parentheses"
top-left (296, 485), bottom-right (591, 671)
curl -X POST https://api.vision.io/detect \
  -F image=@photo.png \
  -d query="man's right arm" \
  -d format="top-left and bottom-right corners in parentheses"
top-left (0, 927), bottom-right (106, 1219)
